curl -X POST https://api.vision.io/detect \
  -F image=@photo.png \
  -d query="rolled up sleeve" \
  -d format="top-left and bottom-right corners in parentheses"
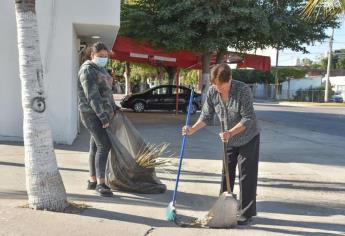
top-left (198, 88), bottom-right (215, 126)
top-left (239, 85), bottom-right (255, 128)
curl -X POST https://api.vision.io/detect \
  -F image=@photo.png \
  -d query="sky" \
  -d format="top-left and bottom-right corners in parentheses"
top-left (256, 22), bottom-right (345, 66)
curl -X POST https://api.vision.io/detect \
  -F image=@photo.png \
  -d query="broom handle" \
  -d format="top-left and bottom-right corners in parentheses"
top-left (221, 115), bottom-right (232, 194)
top-left (172, 89), bottom-right (194, 204)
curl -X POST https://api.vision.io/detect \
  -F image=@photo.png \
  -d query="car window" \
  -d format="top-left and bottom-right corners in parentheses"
top-left (152, 87), bottom-right (168, 95)
top-left (172, 87), bottom-right (187, 95)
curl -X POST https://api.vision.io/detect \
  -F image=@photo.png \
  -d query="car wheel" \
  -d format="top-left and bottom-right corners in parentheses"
top-left (133, 101), bottom-right (145, 112)
top-left (184, 103), bottom-right (197, 115)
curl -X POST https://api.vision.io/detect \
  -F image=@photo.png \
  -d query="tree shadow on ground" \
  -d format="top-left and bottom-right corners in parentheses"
top-left (258, 177), bottom-right (345, 193)
top-left (250, 217), bottom-right (345, 236)
top-left (0, 189), bottom-right (218, 212)
top-left (0, 161), bottom-right (89, 173)
top-left (258, 201), bottom-right (345, 217)
top-left (81, 207), bottom-right (177, 227)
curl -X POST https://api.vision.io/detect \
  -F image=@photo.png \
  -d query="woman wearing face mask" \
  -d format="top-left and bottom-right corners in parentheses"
top-left (77, 42), bottom-right (118, 197)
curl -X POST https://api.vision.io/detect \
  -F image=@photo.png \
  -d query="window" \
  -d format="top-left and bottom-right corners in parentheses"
top-left (152, 87), bottom-right (168, 95)
top-left (172, 87), bottom-right (187, 95)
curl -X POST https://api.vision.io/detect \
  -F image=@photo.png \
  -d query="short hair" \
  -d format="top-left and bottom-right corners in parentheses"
top-left (210, 63), bottom-right (232, 84)
top-left (91, 42), bottom-right (109, 53)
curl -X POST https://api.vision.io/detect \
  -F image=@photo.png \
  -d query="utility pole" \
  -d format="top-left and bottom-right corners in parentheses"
top-left (325, 28), bottom-right (334, 102)
top-left (274, 47), bottom-right (279, 99)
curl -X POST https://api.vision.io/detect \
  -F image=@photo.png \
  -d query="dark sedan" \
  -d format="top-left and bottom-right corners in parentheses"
top-left (120, 85), bottom-right (202, 114)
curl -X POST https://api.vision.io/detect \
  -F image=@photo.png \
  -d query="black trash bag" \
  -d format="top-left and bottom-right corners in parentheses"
top-left (105, 111), bottom-right (167, 194)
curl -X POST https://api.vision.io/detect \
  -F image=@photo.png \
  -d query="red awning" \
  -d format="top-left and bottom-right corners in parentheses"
top-left (111, 36), bottom-right (271, 71)
top-left (111, 36), bottom-right (199, 68)
top-left (236, 53), bottom-right (271, 72)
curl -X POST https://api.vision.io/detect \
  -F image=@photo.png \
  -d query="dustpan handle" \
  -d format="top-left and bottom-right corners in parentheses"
top-left (220, 110), bottom-right (232, 194)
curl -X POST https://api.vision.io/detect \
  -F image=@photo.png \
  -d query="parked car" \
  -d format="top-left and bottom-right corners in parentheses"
top-left (329, 94), bottom-right (344, 103)
top-left (120, 85), bottom-right (202, 114)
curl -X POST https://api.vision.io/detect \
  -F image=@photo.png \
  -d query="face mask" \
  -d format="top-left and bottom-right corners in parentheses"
top-left (94, 57), bottom-right (108, 67)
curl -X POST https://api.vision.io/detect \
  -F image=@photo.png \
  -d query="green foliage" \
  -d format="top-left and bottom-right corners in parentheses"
top-left (108, 59), bottom-right (125, 77)
top-left (293, 86), bottom-right (324, 102)
top-left (180, 69), bottom-right (198, 87)
top-left (108, 59), bottom-right (158, 83)
top-left (260, 1), bottom-right (338, 52)
top-left (130, 62), bottom-right (157, 82)
top-left (336, 57), bottom-right (345, 69)
top-left (232, 69), bottom-right (275, 84)
top-left (293, 84), bottom-right (333, 102)
top-left (320, 57), bottom-right (328, 69)
top-left (302, 58), bottom-right (313, 66)
top-left (271, 67), bottom-right (307, 82)
top-left (121, 0), bottom-right (270, 53)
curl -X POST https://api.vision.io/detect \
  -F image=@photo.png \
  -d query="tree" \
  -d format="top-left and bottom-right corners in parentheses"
top-left (320, 57), bottom-right (329, 69)
top-left (336, 57), bottom-right (345, 69)
top-left (302, 58), bottom-right (313, 66)
top-left (271, 67), bottom-right (307, 82)
top-left (121, 0), bottom-right (270, 101)
top-left (232, 69), bottom-right (275, 84)
top-left (180, 69), bottom-right (199, 87)
top-left (14, 0), bottom-right (67, 211)
top-left (260, 1), bottom-right (338, 53)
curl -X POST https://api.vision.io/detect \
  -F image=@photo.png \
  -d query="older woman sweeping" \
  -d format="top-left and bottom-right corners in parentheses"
top-left (183, 63), bottom-right (260, 226)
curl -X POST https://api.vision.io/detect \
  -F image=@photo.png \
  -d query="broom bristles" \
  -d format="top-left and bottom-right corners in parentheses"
top-left (166, 201), bottom-right (176, 221)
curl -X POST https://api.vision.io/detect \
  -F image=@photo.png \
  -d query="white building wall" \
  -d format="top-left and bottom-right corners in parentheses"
top-left (0, 1), bottom-right (23, 141)
top-left (281, 76), bottom-right (322, 99)
top-left (323, 76), bottom-right (345, 98)
top-left (0, 0), bottom-right (120, 144)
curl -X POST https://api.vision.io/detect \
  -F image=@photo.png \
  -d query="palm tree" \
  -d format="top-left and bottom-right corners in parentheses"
top-left (303, 0), bottom-right (345, 17)
top-left (14, 0), bottom-right (67, 211)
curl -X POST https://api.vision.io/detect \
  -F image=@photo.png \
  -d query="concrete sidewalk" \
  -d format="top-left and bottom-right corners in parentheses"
top-left (0, 111), bottom-right (345, 236)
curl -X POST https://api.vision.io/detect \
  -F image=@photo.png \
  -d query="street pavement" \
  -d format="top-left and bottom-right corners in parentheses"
top-left (0, 102), bottom-right (344, 236)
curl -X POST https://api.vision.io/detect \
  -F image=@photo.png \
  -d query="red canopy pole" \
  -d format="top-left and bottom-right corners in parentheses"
top-left (175, 68), bottom-right (180, 114)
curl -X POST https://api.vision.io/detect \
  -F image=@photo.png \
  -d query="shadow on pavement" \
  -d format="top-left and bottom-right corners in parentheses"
top-left (81, 207), bottom-right (175, 227)
top-left (0, 189), bottom-right (218, 212)
top-left (0, 161), bottom-right (89, 173)
top-left (252, 217), bottom-right (345, 236)
top-left (258, 177), bottom-right (345, 193)
top-left (258, 201), bottom-right (345, 217)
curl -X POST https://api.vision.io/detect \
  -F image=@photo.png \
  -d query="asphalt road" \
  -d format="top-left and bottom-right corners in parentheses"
top-left (255, 103), bottom-right (345, 138)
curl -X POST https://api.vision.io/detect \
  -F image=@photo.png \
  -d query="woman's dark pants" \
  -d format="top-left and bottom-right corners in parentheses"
top-left (220, 135), bottom-right (260, 219)
top-left (80, 112), bottom-right (111, 179)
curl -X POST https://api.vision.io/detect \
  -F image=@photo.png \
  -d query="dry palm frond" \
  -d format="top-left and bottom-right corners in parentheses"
top-left (302, 0), bottom-right (344, 18)
top-left (136, 143), bottom-right (176, 169)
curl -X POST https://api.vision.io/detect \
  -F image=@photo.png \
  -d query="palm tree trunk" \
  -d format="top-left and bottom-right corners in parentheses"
top-left (15, 0), bottom-right (67, 211)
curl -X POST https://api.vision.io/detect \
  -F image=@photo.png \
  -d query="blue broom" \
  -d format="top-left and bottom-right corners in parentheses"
top-left (166, 89), bottom-right (194, 221)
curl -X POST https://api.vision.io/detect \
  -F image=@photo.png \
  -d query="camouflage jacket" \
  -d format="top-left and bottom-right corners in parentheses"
top-left (78, 60), bottom-right (117, 125)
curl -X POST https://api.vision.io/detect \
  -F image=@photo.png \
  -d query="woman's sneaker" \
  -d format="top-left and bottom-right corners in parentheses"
top-left (87, 181), bottom-right (111, 190)
top-left (95, 184), bottom-right (113, 197)
top-left (87, 180), bottom-right (97, 190)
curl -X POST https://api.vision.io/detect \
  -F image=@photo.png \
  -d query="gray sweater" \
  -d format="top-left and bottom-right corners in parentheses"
top-left (199, 80), bottom-right (260, 147)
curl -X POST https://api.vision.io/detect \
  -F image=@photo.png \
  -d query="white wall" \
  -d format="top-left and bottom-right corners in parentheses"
top-left (323, 76), bottom-right (345, 98)
top-left (0, 0), bottom-right (120, 144)
top-left (281, 76), bottom-right (322, 99)
top-left (0, 1), bottom-right (22, 141)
